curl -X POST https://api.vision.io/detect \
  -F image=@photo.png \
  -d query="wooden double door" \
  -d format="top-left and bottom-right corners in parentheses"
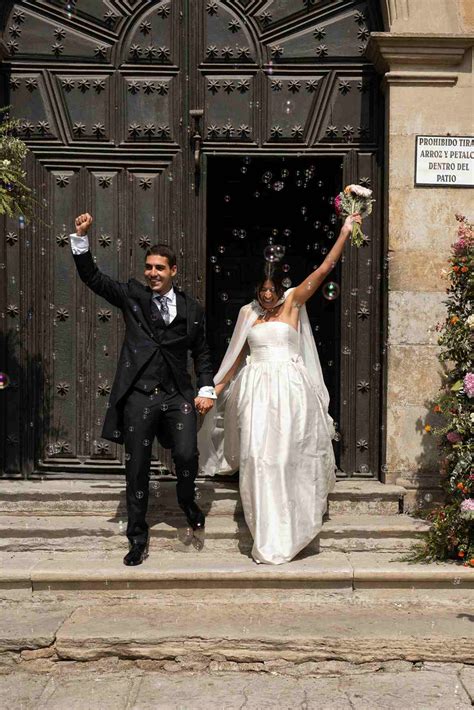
top-left (0, 0), bottom-right (384, 478)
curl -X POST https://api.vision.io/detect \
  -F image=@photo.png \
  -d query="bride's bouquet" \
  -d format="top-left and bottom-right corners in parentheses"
top-left (334, 184), bottom-right (375, 247)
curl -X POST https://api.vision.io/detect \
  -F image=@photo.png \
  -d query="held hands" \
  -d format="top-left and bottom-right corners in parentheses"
top-left (195, 396), bottom-right (214, 416)
top-left (75, 213), bottom-right (93, 236)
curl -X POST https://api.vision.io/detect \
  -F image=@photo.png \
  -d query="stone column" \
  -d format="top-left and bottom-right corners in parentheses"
top-left (367, 32), bottom-right (473, 505)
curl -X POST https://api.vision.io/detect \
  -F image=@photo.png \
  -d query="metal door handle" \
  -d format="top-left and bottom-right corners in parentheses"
top-left (189, 110), bottom-right (204, 174)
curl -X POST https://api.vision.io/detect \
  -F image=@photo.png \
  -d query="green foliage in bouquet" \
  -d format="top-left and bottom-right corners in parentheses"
top-left (0, 107), bottom-right (33, 220)
top-left (411, 214), bottom-right (474, 567)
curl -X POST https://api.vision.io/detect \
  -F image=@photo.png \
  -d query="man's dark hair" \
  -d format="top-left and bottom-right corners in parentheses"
top-left (255, 262), bottom-right (286, 301)
top-left (145, 244), bottom-right (177, 268)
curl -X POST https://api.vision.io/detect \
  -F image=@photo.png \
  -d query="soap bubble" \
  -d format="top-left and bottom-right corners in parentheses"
top-left (0, 373), bottom-right (10, 390)
top-left (219, 292), bottom-right (229, 302)
top-left (224, 195), bottom-right (231, 203)
top-left (214, 265), bottom-right (221, 273)
top-left (232, 229), bottom-right (239, 237)
top-left (143, 407), bottom-right (150, 415)
top-left (240, 166), bottom-right (247, 174)
top-left (424, 493), bottom-right (433, 503)
top-left (125, 453), bottom-right (131, 461)
top-left (142, 439), bottom-right (150, 446)
top-left (218, 245), bottom-right (225, 254)
top-left (301, 206), bottom-right (307, 215)
top-left (322, 282), bottom-right (340, 301)
top-left (180, 403), bottom-right (192, 415)
top-left (282, 264), bottom-right (290, 272)
top-left (18, 215), bottom-right (25, 230)
top-left (253, 191), bottom-right (260, 198)
top-left (176, 422), bottom-right (184, 430)
top-left (225, 318), bottom-right (233, 326)
top-left (262, 171), bottom-right (272, 183)
top-left (113, 430), bottom-right (121, 438)
top-left (160, 403), bottom-right (169, 412)
top-left (282, 277), bottom-right (292, 288)
top-left (314, 221), bottom-right (321, 230)
top-left (238, 229), bottom-right (246, 239)
top-left (264, 244), bottom-right (285, 263)
top-left (360, 464), bottom-right (369, 474)
top-left (210, 256), bottom-right (217, 264)
top-left (136, 490), bottom-right (144, 499)
top-left (281, 169), bottom-right (289, 178)
top-left (283, 228), bottom-right (291, 237)
top-left (273, 181), bottom-right (284, 192)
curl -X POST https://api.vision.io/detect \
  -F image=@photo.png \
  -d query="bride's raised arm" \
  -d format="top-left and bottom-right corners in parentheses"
top-left (291, 213), bottom-right (361, 307)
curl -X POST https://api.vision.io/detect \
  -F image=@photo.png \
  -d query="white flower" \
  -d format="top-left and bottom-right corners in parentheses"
top-left (2, 159), bottom-right (11, 167)
top-left (348, 184), bottom-right (372, 198)
top-left (467, 314), bottom-right (474, 330)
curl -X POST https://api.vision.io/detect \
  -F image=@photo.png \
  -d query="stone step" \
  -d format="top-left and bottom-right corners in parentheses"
top-left (1, 599), bottom-right (473, 667)
top-left (1, 550), bottom-right (472, 601)
top-left (0, 479), bottom-right (405, 516)
top-left (0, 514), bottom-right (430, 553)
top-left (53, 602), bottom-right (474, 665)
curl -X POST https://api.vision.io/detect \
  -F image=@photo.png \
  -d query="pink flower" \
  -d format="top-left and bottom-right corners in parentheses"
top-left (334, 194), bottom-right (342, 216)
top-left (461, 498), bottom-right (474, 512)
top-left (464, 372), bottom-right (474, 398)
top-left (446, 431), bottom-right (462, 443)
top-left (453, 238), bottom-right (467, 254)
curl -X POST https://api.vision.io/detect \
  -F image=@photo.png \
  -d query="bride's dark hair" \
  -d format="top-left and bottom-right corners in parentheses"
top-left (255, 262), bottom-right (285, 302)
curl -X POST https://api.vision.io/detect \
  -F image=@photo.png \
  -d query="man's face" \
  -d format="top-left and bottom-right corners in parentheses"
top-left (144, 255), bottom-right (177, 294)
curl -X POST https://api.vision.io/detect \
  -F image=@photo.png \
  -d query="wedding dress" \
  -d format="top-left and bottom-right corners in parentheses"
top-left (198, 293), bottom-right (336, 564)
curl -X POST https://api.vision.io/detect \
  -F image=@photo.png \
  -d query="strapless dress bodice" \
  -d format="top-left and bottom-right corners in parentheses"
top-left (247, 321), bottom-right (299, 363)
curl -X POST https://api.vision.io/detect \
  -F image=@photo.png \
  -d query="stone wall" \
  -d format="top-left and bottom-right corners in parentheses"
top-left (374, 1), bottom-right (473, 504)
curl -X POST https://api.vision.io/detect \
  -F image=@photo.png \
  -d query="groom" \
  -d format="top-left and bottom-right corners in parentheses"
top-left (70, 213), bottom-right (215, 566)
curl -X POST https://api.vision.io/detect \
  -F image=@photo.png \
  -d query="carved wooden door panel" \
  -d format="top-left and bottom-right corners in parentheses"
top-left (1, 0), bottom-right (190, 475)
top-left (1, 0), bottom-right (384, 478)
top-left (189, 0), bottom-right (384, 478)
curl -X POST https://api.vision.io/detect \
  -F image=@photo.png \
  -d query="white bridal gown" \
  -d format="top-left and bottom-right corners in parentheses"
top-left (223, 321), bottom-right (336, 565)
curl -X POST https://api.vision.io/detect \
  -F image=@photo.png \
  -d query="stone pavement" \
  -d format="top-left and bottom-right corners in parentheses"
top-left (0, 661), bottom-right (473, 709)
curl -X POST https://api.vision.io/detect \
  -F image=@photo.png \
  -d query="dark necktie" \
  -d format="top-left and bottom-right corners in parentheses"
top-left (154, 294), bottom-right (170, 325)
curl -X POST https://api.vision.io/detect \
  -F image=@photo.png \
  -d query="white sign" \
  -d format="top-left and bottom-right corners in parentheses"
top-left (415, 135), bottom-right (474, 187)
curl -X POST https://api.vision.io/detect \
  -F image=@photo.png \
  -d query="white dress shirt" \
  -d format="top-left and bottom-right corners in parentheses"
top-left (70, 233), bottom-right (216, 399)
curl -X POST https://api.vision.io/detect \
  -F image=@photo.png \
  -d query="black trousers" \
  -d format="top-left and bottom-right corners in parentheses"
top-left (123, 388), bottom-right (198, 545)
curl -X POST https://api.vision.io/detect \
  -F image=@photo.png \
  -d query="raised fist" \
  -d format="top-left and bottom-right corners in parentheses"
top-left (75, 213), bottom-right (93, 236)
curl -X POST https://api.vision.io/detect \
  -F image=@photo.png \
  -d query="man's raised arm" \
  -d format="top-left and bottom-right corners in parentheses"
top-left (70, 213), bottom-right (127, 308)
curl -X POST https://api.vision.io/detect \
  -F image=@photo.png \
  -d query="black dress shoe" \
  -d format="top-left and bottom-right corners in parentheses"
top-left (179, 501), bottom-right (205, 530)
top-left (123, 539), bottom-right (149, 566)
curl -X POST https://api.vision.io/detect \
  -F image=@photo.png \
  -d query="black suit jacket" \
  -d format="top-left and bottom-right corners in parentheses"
top-left (73, 251), bottom-right (214, 444)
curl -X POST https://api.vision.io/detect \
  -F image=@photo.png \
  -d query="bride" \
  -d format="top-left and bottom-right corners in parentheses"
top-left (199, 214), bottom-right (361, 564)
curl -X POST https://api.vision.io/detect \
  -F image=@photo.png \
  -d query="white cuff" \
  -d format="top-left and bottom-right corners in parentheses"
top-left (70, 233), bottom-right (90, 255)
top-left (197, 386), bottom-right (217, 400)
